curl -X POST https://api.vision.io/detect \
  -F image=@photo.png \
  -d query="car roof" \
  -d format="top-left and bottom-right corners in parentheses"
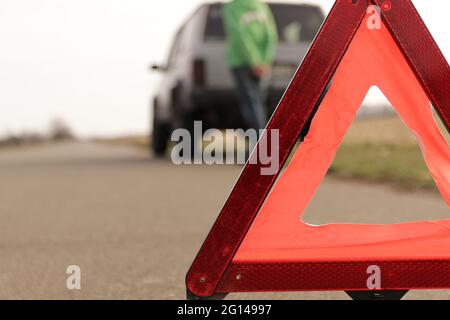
top-left (175, 1), bottom-right (323, 38)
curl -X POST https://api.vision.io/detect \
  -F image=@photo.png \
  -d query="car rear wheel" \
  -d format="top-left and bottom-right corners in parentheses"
top-left (152, 104), bottom-right (170, 157)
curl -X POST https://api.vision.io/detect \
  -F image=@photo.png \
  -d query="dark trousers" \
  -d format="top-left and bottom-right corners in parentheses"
top-left (231, 67), bottom-right (268, 133)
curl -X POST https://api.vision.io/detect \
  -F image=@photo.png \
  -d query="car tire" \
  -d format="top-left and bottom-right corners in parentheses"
top-left (152, 104), bottom-right (170, 157)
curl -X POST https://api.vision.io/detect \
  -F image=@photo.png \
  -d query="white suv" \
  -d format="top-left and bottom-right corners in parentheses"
top-left (151, 1), bottom-right (324, 156)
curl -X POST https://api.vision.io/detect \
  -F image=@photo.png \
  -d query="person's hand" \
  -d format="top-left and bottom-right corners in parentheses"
top-left (252, 65), bottom-right (270, 79)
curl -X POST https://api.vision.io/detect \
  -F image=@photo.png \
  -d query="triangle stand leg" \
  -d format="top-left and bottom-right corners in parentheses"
top-left (345, 290), bottom-right (409, 300)
top-left (186, 289), bottom-right (228, 301)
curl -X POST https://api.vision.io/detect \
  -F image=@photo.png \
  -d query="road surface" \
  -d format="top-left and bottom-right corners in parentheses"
top-left (0, 142), bottom-right (448, 299)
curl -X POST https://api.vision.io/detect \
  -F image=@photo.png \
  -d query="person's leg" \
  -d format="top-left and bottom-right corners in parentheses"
top-left (249, 76), bottom-right (268, 132)
top-left (231, 67), bottom-right (267, 133)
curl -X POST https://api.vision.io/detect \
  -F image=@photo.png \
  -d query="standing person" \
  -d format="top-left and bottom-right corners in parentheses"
top-left (223, 0), bottom-right (278, 135)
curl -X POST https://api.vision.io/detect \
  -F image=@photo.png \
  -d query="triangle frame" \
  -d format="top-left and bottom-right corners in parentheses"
top-left (186, 0), bottom-right (450, 298)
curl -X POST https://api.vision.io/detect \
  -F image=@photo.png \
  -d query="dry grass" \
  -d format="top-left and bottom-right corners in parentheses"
top-left (342, 115), bottom-right (449, 145)
top-left (98, 115), bottom-right (449, 191)
top-left (330, 115), bottom-right (449, 190)
top-left (96, 136), bottom-right (149, 149)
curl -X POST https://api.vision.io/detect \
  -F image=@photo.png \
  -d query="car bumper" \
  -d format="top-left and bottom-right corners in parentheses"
top-left (190, 87), bottom-right (286, 128)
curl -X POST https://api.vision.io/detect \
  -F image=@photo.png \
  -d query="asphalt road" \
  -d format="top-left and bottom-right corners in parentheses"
top-left (0, 142), bottom-right (448, 300)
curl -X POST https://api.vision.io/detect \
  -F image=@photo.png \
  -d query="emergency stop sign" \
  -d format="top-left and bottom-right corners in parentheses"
top-left (186, 0), bottom-right (450, 299)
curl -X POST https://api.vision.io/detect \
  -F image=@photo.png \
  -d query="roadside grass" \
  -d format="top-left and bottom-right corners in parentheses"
top-left (96, 136), bottom-right (149, 149)
top-left (329, 143), bottom-right (437, 190)
top-left (328, 115), bottom-right (449, 191)
top-left (97, 115), bottom-right (448, 191)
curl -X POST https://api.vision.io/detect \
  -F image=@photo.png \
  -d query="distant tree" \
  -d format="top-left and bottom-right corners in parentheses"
top-left (49, 118), bottom-right (76, 141)
top-left (22, 132), bottom-right (45, 144)
top-left (0, 134), bottom-right (21, 147)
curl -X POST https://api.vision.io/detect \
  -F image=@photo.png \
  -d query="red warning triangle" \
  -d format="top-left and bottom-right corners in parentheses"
top-left (187, 0), bottom-right (450, 299)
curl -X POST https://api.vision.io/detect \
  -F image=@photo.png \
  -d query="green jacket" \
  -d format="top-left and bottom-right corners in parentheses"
top-left (223, 0), bottom-right (278, 68)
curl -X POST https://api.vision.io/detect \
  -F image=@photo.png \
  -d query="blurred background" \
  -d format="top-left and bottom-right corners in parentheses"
top-left (0, 0), bottom-right (448, 300)
top-left (0, 0), bottom-right (448, 139)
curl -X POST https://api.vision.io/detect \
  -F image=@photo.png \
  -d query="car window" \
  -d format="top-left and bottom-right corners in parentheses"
top-left (271, 4), bottom-right (324, 44)
top-left (203, 3), bottom-right (324, 44)
top-left (204, 4), bottom-right (224, 41)
top-left (167, 29), bottom-right (184, 68)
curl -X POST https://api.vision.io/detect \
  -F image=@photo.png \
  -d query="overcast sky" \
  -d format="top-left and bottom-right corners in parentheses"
top-left (0, 0), bottom-right (448, 137)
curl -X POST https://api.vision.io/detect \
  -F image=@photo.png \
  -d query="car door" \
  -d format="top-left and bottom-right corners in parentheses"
top-left (157, 28), bottom-right (185, 120)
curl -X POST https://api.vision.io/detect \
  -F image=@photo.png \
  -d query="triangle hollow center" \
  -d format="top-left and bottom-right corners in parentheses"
top-left (234, 19), bottom-right (450, 263)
